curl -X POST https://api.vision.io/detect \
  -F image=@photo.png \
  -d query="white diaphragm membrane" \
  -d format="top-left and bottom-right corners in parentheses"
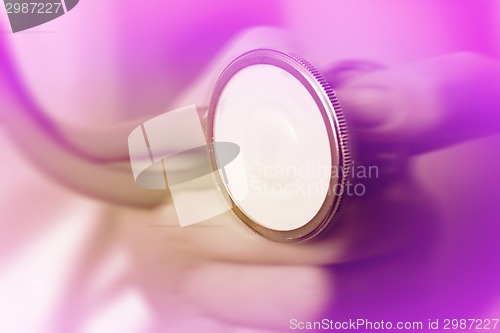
top-left (213, 64), bottom-right (334, 231)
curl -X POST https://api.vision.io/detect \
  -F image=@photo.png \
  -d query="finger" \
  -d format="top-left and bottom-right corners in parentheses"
top-left (180, 262), bottom-right (330, 330)
top-left (334, 53), bottom-right (500, 153)
top-left (130, 172), bottom-right (434, 267)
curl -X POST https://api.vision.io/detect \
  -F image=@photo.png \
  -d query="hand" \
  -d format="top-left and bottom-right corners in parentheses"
top-left (1, 23), bottom-right (499, 331)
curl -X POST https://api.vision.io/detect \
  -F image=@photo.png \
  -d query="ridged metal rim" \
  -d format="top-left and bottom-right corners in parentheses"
top-left (207, 49), bottom-right (352, 242)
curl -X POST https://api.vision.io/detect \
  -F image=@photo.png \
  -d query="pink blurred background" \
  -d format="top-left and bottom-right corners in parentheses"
top-left (1, 1), bottom-right (499, 332)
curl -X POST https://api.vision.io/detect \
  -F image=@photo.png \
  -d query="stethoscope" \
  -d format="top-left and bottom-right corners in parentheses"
top-left (129, 49), bottom-right (353, 242)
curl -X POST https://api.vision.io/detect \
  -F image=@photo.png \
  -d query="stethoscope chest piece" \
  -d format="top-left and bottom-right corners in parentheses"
top-left (207, 49), bottom-right (352, 242)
